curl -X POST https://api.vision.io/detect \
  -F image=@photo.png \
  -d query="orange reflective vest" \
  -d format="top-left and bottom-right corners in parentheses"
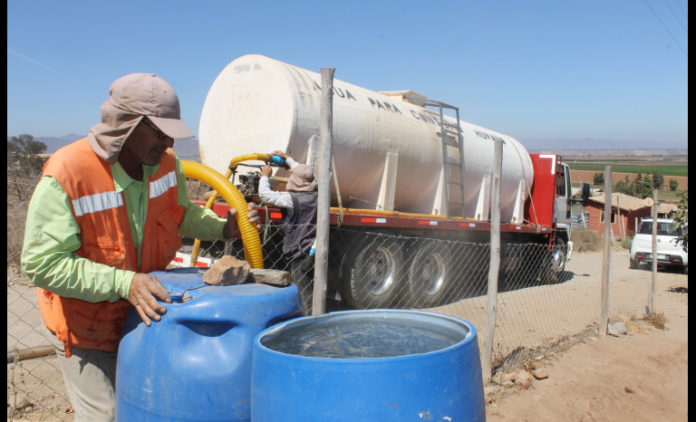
top-left (37, 138), bottom-right (185, 357)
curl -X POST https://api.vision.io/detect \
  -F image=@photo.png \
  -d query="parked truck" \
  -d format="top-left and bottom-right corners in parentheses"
top-left (177, 54), bottom-right (589, 309)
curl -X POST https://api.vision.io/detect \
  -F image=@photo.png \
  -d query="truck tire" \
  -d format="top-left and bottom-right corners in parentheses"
top-left (341, 238), bottom-right (404, 309)
top-left (629, 257), bottom-right (638, 269)
top-left (407, 241), bottom-right (452, 308)
top-left (541, 237), bottom-right (567, 284)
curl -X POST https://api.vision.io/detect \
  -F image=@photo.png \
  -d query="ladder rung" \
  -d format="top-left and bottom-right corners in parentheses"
top-left (428, 103), bottom-right (465, 218)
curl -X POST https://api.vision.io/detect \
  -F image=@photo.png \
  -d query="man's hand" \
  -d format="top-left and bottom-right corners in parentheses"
top-left (271, 150), bottom-right (288, 160)
top-left (261, 165), bottom-right (272, 178)
top-left (223, 202), bottom-right (261, 238)
top-left (127, 273), bottom-right (172, 326)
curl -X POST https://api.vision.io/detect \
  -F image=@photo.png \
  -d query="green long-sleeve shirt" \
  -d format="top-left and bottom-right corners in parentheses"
top-left (21, 158), bottom-right (226, 303)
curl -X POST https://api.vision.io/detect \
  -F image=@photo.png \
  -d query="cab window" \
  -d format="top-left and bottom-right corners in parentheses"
top-left (657, 222), bottom-right (679, 236)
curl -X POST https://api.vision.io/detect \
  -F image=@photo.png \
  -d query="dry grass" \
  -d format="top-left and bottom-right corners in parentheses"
top-left (186, 179), bottom-right (212, 201)
top-left (570, 229), bottom-right (603, 252)
top-left (645, 312), bottom-right (667, 330)
top-left (7, 174), bottom-right (40, 267)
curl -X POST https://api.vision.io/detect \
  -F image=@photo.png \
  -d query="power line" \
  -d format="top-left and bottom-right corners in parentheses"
top-left (642, 0), bottom-right (688, 57)
top-left (663, 0), bottom-right (688, 34)
top-left (672, 0), bottom-right (687, 18)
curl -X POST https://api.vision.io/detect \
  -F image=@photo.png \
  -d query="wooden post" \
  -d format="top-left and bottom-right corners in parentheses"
top-left (313, 68), bottom-right (335, 315)
top-left (617, 195), bottom-right (624, 241)
top-left (599, 166), bottom-right (612, 336)
top-left (7, 346), bottom-right (55, 363)
top-left (635, 217), bottom-right (638, 237)
top-left (648, 189), bottom-right (658, 314)
top-left (482, 139), bottom-right (503, 383)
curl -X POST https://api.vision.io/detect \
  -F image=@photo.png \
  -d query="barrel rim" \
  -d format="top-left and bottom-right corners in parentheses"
top-left (253, 309), bottom-right (477, 363)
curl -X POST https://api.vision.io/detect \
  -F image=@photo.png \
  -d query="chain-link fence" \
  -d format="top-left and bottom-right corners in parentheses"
top-left (7, 174), bottom-right (74, 421)
top-left (7, 176), bottom-right (676, 420)
top-left (197, 224), bottom-right (649, 367)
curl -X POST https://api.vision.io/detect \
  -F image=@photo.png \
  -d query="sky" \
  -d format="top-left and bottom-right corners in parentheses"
top-left (7, 0), bottom-right (688, 150)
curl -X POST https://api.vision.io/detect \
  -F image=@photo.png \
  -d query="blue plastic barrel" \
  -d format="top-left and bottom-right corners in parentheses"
top-left (251, 309), bottom-right (485, 421)
top-left (115, 268), bottom-right (302, 422)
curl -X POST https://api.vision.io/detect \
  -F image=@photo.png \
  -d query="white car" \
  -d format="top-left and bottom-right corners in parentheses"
top-left (629, 218), bottom-right (688, 274)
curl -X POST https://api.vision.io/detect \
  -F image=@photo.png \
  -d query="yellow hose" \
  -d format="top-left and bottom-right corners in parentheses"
top-left (181, 160), bottom-right (264, 269)
top-left (190, 154), bottom-right (271, 266)
top-left (201, 153), bottom-right (271, 209)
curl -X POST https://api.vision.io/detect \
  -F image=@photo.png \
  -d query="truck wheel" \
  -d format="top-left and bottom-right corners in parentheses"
top-left (407, 241), bottom-right (452, 308)
top-left (342, 238), bottom-right (404, 309)
top-left (541, 238), bottom-right (567, 284)
top-left (629, 258), bottom-right (638, 269)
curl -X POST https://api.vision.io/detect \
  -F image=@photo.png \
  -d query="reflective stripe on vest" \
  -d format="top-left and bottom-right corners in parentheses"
top-left (71, 190), bottom-right (124, 217)
top-left (149, 170), bottom-right (177, 199)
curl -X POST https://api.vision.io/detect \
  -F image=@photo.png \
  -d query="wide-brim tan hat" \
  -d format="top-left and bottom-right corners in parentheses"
top-left (88, 73), bottom-right (194, 163)
top-left (108, 73), bottom-right (195, 139)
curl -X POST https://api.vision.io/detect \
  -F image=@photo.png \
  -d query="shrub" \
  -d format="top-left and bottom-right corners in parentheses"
top-left (570, 229), bottom-right (602, 252)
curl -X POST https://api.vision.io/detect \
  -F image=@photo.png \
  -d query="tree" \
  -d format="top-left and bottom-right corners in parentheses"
top-left (672, 190), bottom-right (688, 252)
top-left (7, 134), bottom-right (47, 175)
top-left (614, 175), bottom-right (632, 196)
top-left (651, 173), bottom-right (664, 190)
top-left (669, 179), bottom-right (679, 191)
top-left (593, 172), bottom-right (604, 186)
top-left (630, 174), bottom-right (652, 199)
top-left (8, 134), bottom-right (47, 155)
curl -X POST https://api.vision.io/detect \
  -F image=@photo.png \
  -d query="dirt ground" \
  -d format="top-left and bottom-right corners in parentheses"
top-left (485, 260), bottom-right (688, 421)
top-left (7, 249), bottom-right (688, 421)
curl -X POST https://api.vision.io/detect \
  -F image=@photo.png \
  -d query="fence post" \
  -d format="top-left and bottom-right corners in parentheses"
top-left (617, 195), bottom-right (624, 240)
top-left (312, 68), bottom-right (335, 315)
top-left (648, 189), bottom-right (658, 314)
top-left (482, 138), bottom-right (503, 383)
top-left (599, 166), bottom-right (612, 335)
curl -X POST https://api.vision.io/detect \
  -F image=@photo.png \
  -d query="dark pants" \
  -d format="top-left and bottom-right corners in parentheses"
top-left (289, 254), bottom-right (314, 314)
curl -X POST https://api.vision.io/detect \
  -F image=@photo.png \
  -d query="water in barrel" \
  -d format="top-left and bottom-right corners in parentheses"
top-left (261, 315), bottom-right (468, 358)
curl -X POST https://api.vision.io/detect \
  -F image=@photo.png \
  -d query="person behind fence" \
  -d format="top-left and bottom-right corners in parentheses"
top-left (20, 72), bottom-right (260, 422)
top-left (259, 151), bottom-right (317, 313)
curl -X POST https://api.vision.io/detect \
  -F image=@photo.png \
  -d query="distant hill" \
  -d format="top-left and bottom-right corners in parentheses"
top-left (34, 134), bottom-right (201, 161)
top-left (35, 134), bottom-right (84, 153)
top-left (528, 148), bottom-right (688, 157)
top-left (171, 139), bottom-right (200, 161)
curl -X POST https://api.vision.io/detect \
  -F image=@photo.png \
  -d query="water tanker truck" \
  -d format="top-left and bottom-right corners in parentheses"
top-left (177, 54), bottom-right (589, 309)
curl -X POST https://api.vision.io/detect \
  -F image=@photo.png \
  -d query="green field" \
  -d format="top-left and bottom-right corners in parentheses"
top-left (566, 155), bottom-right (688, 177)
top-left (567, 163), bottom-right (688, 177)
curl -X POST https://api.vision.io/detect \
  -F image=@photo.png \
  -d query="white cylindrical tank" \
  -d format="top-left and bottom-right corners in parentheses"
top-left (199, 54), bottom-right (534, 221)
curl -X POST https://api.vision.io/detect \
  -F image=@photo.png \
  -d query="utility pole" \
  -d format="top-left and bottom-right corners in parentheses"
top-left (648, 189), bottom-right (658, 314)
top-left (482, 138), bottom-right (503, 383)
top-left (313, 68), bottom-right (335, 315)
top-left (599, 166), bottom-right (612, 335)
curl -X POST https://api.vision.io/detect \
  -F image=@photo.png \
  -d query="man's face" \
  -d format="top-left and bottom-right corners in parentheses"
top-left (121, 118), bottom-right (174, 166)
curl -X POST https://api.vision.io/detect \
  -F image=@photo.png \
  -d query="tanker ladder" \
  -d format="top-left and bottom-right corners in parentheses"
top-left (423, 100), bottom-right (466, 218)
